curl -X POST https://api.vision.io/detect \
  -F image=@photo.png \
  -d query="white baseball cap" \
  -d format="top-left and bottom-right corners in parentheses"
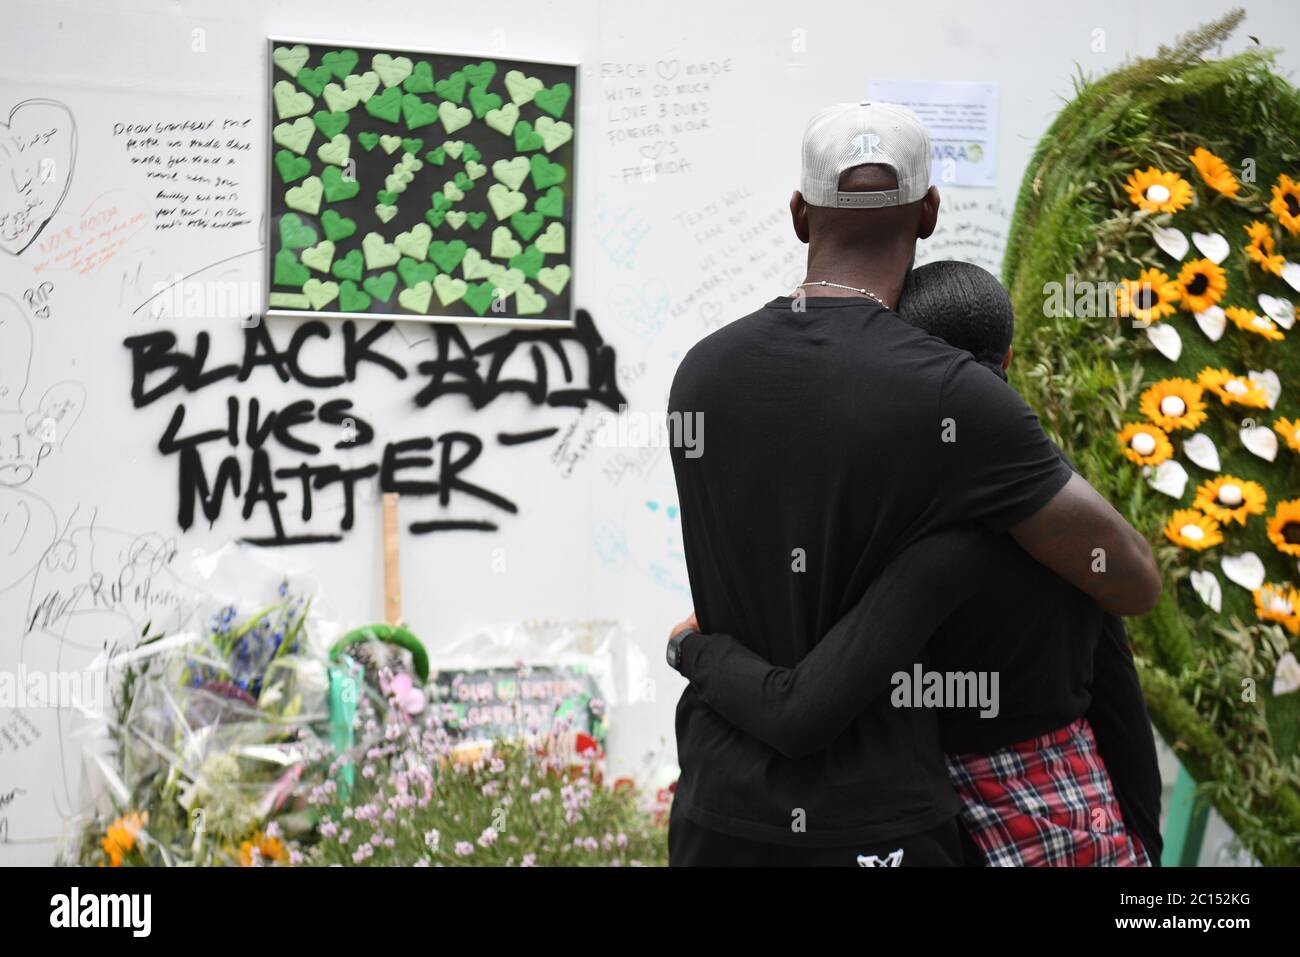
top-left (800, 102), bottom-right (932, 208)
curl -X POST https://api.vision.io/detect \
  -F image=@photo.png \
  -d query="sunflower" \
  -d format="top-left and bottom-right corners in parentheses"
top-left (1125, 167), bottom-right (1193, 214)
top-left (1189, 147), bottom-right (1241, 197)
top-left (1139, 377), bottom-right (1206, 431)
top-left (1276, 417), bottom-right (1300, 453)
top-left (1267, 500), bottom-right (1300, 558)
top-left (1197, 367), bottom-right (1270, 408)
top-left (1117, 421), bottom-right (1173, 466)
top-left (1270, 173), bottom-right (1300, 236)
top-left (1176, 258), bottom-right (1227, 314)
top-left (1193, 474), bottom-right (1267, 525)
top-left (100, 810), bottom-right (147, 868)
top-left (1225, 306), bottom-right (1285, 342)
top-left (1115, 268), bottom-right (1180, 324)
top-left (1164, 508), bottom-right (1223, 551)
top-left (1243, 220), bottom-right (1285, 277)
top-left (1253, 583), bottom-right (1300, 635)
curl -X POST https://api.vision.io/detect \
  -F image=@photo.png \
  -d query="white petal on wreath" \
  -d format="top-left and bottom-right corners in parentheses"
top-left (1274, 652), bottom-right (1300, 697)
top-left (1147, 459), bottom-right (1188, 498)
top-left (1183, 432), bottom-right (1220, 472)
top-left (1194, 305), bottom-right (1226, 341)
top-left (1240, 423), bottom-right (1278, 462)
top-left (1220, 552), bottom-right (1265, 592)
top-left (1191, 231), bottom-right (1230, 264)
top-left (1145, 322), bottom-right (1181, 361)
top-left (1189, 569), bottom-right (1222, 612)
top-left (1152, 225), bottom-right (1189, 260)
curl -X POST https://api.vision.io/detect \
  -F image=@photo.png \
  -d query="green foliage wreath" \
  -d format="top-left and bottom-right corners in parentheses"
top-left (1004, 10), bottom-right (1300, 864)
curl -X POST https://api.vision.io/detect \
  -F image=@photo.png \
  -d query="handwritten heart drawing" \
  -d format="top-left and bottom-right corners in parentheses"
top-left (0, 99), bottom-right (77, 256)
top-left (24, 380), bottom-right (86, 448)
top-left (0, 293), bottom-right (33, 412)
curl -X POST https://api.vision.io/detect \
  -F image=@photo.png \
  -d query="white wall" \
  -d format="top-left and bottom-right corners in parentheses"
top-left (1, 0), bottom-right (1296, 863)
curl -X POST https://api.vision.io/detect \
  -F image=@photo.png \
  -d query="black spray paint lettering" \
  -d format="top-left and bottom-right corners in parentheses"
top-left (123, 311), bottom-right (624, 545)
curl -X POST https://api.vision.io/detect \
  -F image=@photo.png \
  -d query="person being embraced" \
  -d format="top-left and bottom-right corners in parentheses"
top-left (668, 260), bottom-right (1161, 867)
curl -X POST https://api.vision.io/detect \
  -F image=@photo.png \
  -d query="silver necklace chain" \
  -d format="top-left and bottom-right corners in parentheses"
top-left (789, 280), bottom-right (887, 307)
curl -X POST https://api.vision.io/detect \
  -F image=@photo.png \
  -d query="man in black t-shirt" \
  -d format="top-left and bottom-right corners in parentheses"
top-left (664, 103), bottom-right (1161, 865)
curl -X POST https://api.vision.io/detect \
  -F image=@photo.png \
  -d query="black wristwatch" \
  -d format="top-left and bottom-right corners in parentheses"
top-left (666, 629), bottom-right (698, 673)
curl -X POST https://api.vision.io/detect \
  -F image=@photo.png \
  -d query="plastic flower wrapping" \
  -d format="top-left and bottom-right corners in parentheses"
top-left (65, 546), bottom-right (336, 867)
top-left (1003, 11), bottom-right (1300, 863)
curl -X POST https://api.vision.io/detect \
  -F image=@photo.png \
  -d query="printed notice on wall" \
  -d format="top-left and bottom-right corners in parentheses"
top-left (866, 79), bottom-right (997, 188)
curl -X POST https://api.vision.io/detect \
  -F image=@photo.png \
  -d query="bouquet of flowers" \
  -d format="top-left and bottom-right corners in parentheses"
top-left (68, 574), bottom-right (333, 867)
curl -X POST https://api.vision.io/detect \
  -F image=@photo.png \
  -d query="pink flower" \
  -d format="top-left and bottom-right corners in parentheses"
top-left (455, 841), bottom-right (474, 857)
top-left (478, 827), bottom-right (498, 848)
top-left (380, 671), bottom-right (427, 715)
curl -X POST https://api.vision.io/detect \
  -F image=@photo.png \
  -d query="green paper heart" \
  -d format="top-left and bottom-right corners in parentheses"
top-left (403, 94), bottom-right (441, 131)
top-left (322, 49), bottom-right (360, 81)
top-left (273, 247), bottom-right (311, 286)
top-left (322, 82), bottom-right (359, 113)
top-left (429, 239), bottom-right (468, 273)
top-left (331, 248), bottom-right (364, 281)
top-left (314, 109), bottom-right (350, 139)
top-left (365, 87), bottom-right (403, 124)
top-left (321, 209), bottom-right (357, 241)
top-left (485, 103), bottom-right (520, 137)
top-left (509, 244), bottom-right (544, 279)
top-left (397, 257), bottom-right (438, 288)
top-left (466, 211), bottom-right (487, 230)
top-left (404, 61), bottom-right (435, 94)
top-left (345, 71), bottom-right (380, 102)
top-left (398, 280), bottom-right (433, 314)
top-left (443, 140), bottom-right (464, 159)
top-left (358, 131), bottom-right (380, 151)
top-left (296, 65), bottom-right (334, 98)
top-left (534, 82), bottom-right (572, 119)
top-left (395, 223), bottom-right (434, 261)
top-left (463, 280), bottom-right (497, 316)
top-left (438, 101), bottom-right (473, 134)
top-left (462, 60), bottom-right (497, 89)
top-left (453, 171), bottom-right (473, 192)
top-left (487, 183), bottom-right (526, 220)
top-left (425, 147), bottom-right (446, 166)
top-left (513, 119), bottom-right (543, 151)
top-left (274, 149), bottom-right (311, 184)
top-left (362, 232), bottom-right (401, 269)
top-left (273, 116), bottom-right (316, 155)
top-left (273, 44), bottom-right (310, 77)
top-left (363, 271), bottom-right (398, 303)
top-left (317, 134), bottom-right (351, 167)
top-left (462, 143), bottom-right (482, 163)
top-left (300, 239), bottom-right (335, 274)
top-left (279, 212), bottom-right (317, 249)
top-left (534, 222), bottom-right (566, 254)
top-left (269, 291), bottom-right (310, 309)
top-left (372, 53), bottom-right (414, 88)
top-left (490, 226), bottom-right (523, 259)
top-left (376, 189), bottom-right (399, 206)
top-left (286, 176), bottom-right (324, 215)
top-left (510, 210), bottom-right (544, 242)
top-left (321, 165), bottom-right (360, 202)
top-left (273, 80), bottom-right (314, 120)
top-left (424, 207), bottom-right (446, 228)
top-left (445, 211), bottom-right (467, 230)
top-left (430, 192), bottom-right (453, 213)
top-left (492, 156), bottom-right (529, 191)
top-left (535, 116), bottom-right (574, 153)
top-left (303, 278), bottom-right (340, 310)
top-left (536, 264), bottom-right (571, 296)
top-left (380, 134), bottom-right (402, 154)
top-left (434, 273), bottom-right (469, 306)
top-left (443, 180), bottom-right (465, 202)
top-left (469, 85), bottom-right (503, 119)
top-left (535, 186), bottom-right (564, 218)
top-left (338, 279), bottom-right (371, 312)
top-left (434, 72), bottom-right (467, 103)
top-left (461, 248), bottom-right (493, 279)
top-left (397, 153), bottom-right (423, 172)
top-left (384, 172), bottom-right (413, 194)
top-left (375, 203), bottom-right (399, 223)
top-left (515, 282), bottom-right (547, 315)
top-left (488, 265), bottom-right (526, 297)
top-left (530, 153), bottom-right (566, 190)
top-left (401, 137), bottom-right (424, 156)
top-left (464, 160), bottom-right (487, 181)
top-left (504, 69), bottom-right (543, 106)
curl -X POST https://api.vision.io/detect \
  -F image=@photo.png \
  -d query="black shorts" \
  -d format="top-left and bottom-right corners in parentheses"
top-left (667, 799), bottom-right (976, 867)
